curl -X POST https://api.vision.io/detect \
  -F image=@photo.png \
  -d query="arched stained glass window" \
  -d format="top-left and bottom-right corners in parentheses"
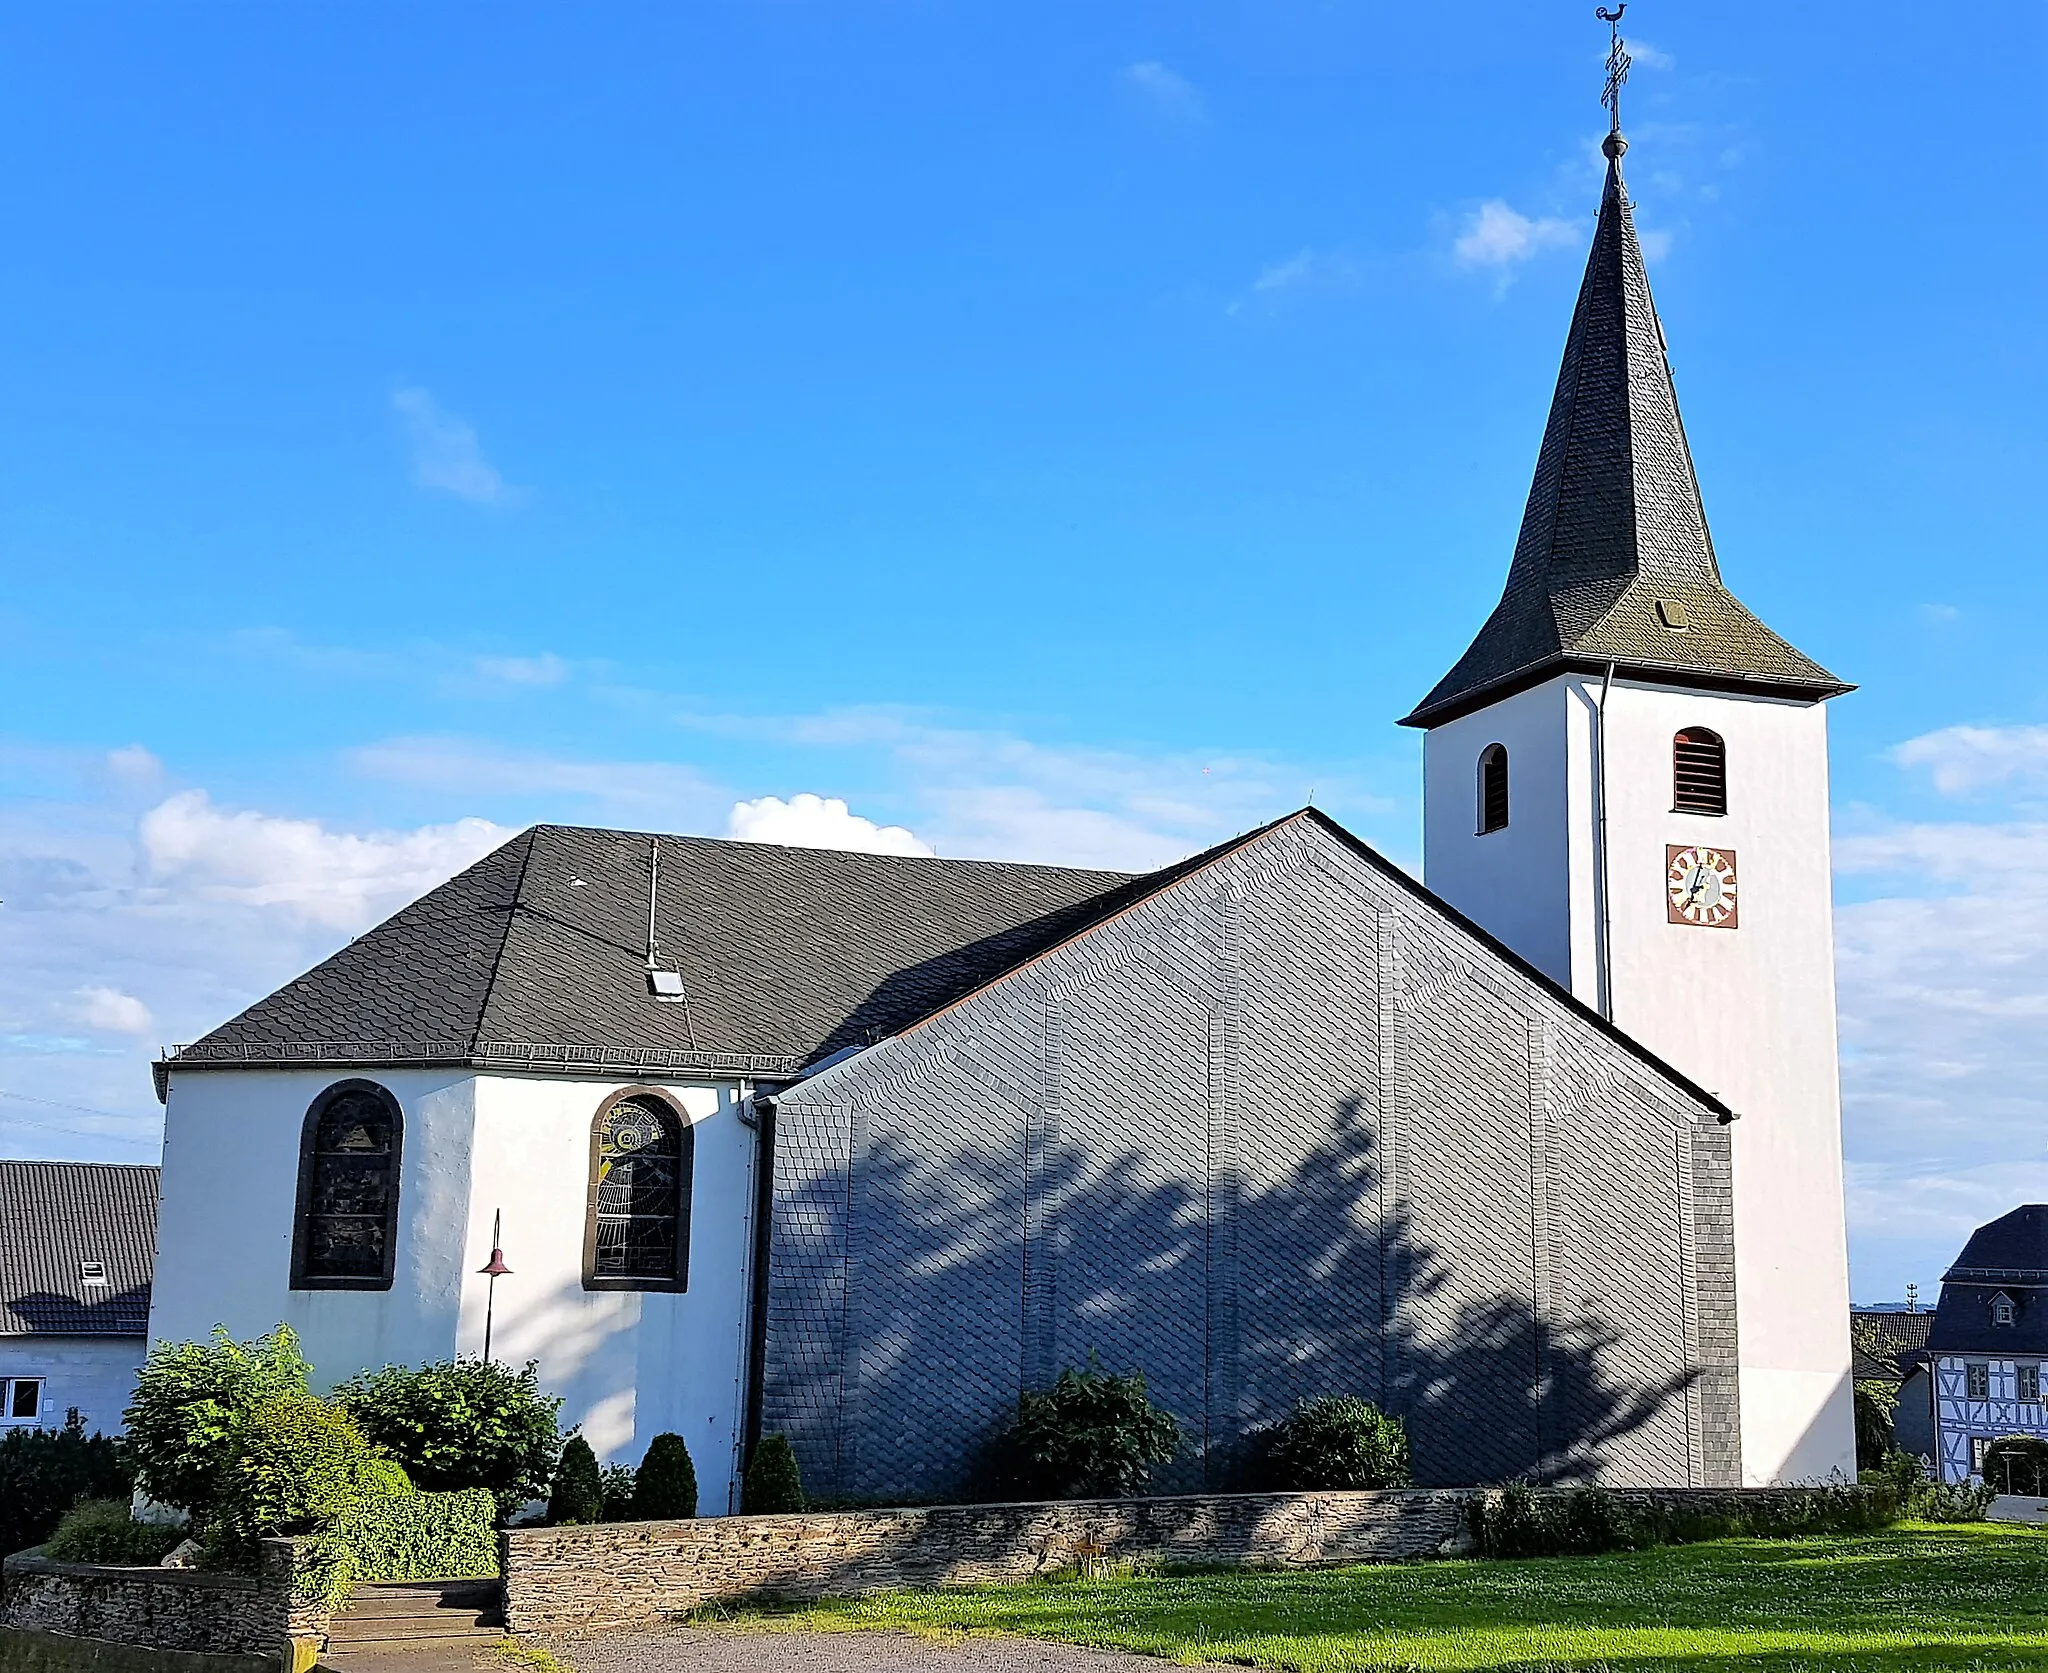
top-left (585, 1093), bottom-right (693, 1290)
top-left (1673, 728), bottom-right (1728, 815)
top-left (1478, 743), bottom-right (1509, 834)
top-left (292, 1081), bottom-right (403, 1289)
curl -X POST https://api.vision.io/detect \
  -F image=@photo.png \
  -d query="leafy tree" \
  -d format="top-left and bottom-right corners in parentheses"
top-left (211, 1394), bottom-right (404, 1547)
top-left (124, 1324), bottom-right (311, 1524)
top-left (996, 1366), bottom-right (1180, 1500)
top-left (0, 1412), bottom-right (132, 1557)
top-left (742, 1434), bottom-right (806, 1515)
top-left (632, 1433), bottom-right (698, 1520)
top-left (337, 1357), bottom-right (562, 1521)
top-left (547, 1435), bottom-right (603, 1526)
top-left (599, 1463), bottom-right (638, 1522)
top-left (1263, 1396), bottom-right (1410, 1490)
top-left (1850, 1321), bottom-right (1903, 1474)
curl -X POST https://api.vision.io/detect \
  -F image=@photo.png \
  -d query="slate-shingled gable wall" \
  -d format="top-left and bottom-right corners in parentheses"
top-left (761, 814), bottom-right (1739, 1497)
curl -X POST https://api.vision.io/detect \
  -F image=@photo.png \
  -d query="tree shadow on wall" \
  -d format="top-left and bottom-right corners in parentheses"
top-left (768, 1090), bottom-right (1703, 1503)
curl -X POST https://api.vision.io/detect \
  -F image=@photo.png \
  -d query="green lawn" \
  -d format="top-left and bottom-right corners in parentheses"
top-left (711, 1522), bottom-right (2048, 1672)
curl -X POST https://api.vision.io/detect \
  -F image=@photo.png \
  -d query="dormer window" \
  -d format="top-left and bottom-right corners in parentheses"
top-left (1477, 744), bottom-right (1509, 834)
top-left (1993, 1292), bottom-right (2018, 1329)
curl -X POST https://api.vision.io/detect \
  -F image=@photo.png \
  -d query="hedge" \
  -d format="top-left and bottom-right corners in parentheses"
top-left (298, 1488), bottom-right (498, 1609)
top-left (1470, 1482), bottom-right (1901, 1558)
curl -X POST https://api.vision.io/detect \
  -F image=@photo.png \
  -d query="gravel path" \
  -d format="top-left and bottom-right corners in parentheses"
top-left (546, 1627), bottom-right (1165, 1672)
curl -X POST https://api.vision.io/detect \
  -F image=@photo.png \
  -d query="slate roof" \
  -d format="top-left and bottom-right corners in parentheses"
top-left (168, 826), bottom-right (1143, 1083)
top-left (1851, 1307), bottom-right (1933, 1381)
top-left (1403, 132), bottom-right (1850, 728)
top-left (0, 1161), bottom-right (157, 1336)
top-left (1926, 1206), bottom-right (2048, 1354)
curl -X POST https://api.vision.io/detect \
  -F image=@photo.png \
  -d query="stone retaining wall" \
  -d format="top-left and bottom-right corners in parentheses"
top-left (504, 1489), bottom-right (1473, 1632)
top-left (0, 1541), bottom-right (326, 1663)
top-left (503, 1484), bottom-right (1891, 1635)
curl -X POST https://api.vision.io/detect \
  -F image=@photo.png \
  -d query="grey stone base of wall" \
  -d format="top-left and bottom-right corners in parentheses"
top-left (0, 1625), bottom-right (279, 1673)
top-left (503, 1485), bottom-right (1892, 1636)
top-left (0, 1543), bottom-right (326, 1665)
top-left (504, 1490), bottom-right (1474, 1633)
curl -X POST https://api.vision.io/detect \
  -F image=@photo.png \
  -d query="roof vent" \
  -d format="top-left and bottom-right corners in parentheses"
top-left (80, 1260), bottom-right (107, 1287)
top-left (646, 969), bottom-right (687, 1002)
top-left (1656, 598), bottom-right (1689, 631)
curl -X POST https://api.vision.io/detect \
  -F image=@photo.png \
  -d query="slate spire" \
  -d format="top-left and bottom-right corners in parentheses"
top-left (1402, 127), bottom-right (1850, 728)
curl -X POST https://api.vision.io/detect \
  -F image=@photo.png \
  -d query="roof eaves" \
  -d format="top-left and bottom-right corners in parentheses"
top-left (1400, 654), bottom-right (1855, 730)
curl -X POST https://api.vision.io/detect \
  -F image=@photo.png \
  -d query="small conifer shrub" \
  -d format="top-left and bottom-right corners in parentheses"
top-left (633, 1433), bottom-right (699, 1520)
top-left (743, 1434), bottom-right (806, 1515)
top-left (546, 1435), bottom-right (603, 1526)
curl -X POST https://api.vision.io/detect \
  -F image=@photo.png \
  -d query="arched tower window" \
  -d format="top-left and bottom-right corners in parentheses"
top-left (585, 1091), bottom-right (694, 1291)
top-left (291, 1080), bottom-right (403, 1290)
top-left (1673, 728), bottom-right (1728, 816)
top-left (1477, 744), bottom-right (1509, 834)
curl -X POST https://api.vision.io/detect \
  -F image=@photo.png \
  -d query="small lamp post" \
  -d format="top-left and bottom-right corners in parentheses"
top-left (478, 1210), bottom-right (513, 1364)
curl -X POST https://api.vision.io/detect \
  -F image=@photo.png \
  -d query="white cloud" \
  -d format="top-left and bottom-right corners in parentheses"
top-left (391, 387), bottom-right (518, 505)
top-left (727, 793), bottom-right (933, 858)
top-left (71, 986), bottom-right (155, 1036)
top-left (472, 652), bottom-right (569, 688)
top-left (139, 790), bottom-right (507, 932)
top-left (1254, 249), bottom-right (1317, 293)
top-left (105, 746), bottom-right (163, 789)
top-left (350, 737), bottom-right (724, 830)
top-left (1636, 227), bottom-right (1674, 264)
top-left (1454, 201), bottom-right (1580, 268)
top-left (1892, 723), bottom-right (2048, 797)
top-left (1625, 39), bottom-right (1674, 70)
top-left (1123, 60), bottom-right (1206, 125)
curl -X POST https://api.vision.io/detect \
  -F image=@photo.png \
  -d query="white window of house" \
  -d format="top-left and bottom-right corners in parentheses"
top-left (1972, 1435), bottom-right (1994, 1474)
top-left (2021, 1365), bottom-right (2042, 1403)
top-left (1967, 1363), bottom-right (1991, 1400)
top-left (1993, 1293), bottom-right (2017, 1328)
top-left (0, 1378), bottom-right (43, 1422)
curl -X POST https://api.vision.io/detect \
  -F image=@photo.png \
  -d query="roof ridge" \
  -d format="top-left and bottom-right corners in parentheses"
top-left (516, 822), bottom-right (1135, 879)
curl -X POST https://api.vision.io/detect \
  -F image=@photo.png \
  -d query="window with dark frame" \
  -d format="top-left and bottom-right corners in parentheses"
top-left (1478, 744), bottom-right (1510, 834)
top-left (1673, 728), bottom-right (1728, 815)
top-left (587, 1095), bottom-right (693, 1289)
top-left (2020, 1365), bottom-right (2041, 1403)
top-left (1972, 1434), bottom-right (1992, 1473)
top-left (1967, 1362), bottom-right (1991, 1401)
top-left (292, 1081), bottom-right (403, 1289)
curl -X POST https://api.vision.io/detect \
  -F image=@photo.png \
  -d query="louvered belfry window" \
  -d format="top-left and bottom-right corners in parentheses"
top-left (293, 1081), bottom-right (403, 1288)
top-left (1673, 728), bottom-right (1728, 815)
top-left (587, 1095), bottom-right (693, 1289)
top-left (1478, 744), bottom-right (1510, 834)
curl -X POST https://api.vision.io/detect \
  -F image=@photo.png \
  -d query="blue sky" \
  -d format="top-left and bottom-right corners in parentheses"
top-left (2, 3), bottom-right (2043, 1302)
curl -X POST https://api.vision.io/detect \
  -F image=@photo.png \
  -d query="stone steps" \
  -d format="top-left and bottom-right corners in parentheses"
top-left (324, 1579), bottom-right (505, 1649)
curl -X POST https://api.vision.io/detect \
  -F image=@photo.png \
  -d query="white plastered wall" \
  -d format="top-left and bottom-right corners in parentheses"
top-left (0, 1337), bottom-right (147, 1434)
top-left (1423, 672), bottom-right (1856, 1483)
top-left (151, 1066), bottom-right (759, 1513)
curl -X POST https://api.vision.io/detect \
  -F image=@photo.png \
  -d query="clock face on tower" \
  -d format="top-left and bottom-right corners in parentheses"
top-left (1667, 844), bottom-right (1739, 929)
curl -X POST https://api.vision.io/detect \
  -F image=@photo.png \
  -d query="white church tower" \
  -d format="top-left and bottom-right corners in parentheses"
top-left (1402, 99), bottom-right (1857, 1483)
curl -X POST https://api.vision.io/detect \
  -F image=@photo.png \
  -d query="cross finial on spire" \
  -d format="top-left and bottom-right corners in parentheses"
top-left (1598, 5), bottom-right (1632, 156)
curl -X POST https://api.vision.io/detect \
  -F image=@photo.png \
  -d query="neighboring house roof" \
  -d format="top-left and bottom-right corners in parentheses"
top-left (1402, 133), bottom-right (1850, 729)
top-left (1851, 1307), bottom-right (1933, 1381)
top-left (1926, 1205), bottom-right (2048, 1354)
top-left (167, 826), bottom-right (1139, 1084)
top-left (164, 809), bottom-right (1733, 1122)
top-left (0, 1161), bottom-right (157, 1336)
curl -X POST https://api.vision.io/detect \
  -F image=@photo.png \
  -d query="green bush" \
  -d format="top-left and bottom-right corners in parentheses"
top-left (124, 1324), bottom-right (311, 1525)
top-left (1263, 1397), bottom-right (1410, 1490)
top-left (298, 1488), bottom-right (498, 1610)
top-left (547, 1435), bottom-right (603, 1526)
top-left (337, 1357), bottom-right (562, 1522)
top-left (599, 1463), bottom-right (637, 1522)
top-left (633, 1433), bottom-right (698, 1520)
top-left (1982, 1435), bottom-right (2048, 1498)
top-left (1910, 1477), bottom-right (1998, 1521)
top-left (210, 1394), bottom-right (405, 1554)
top-left (42, 1498), bottom-right (185, 1566)
top-left (995, 1366), bottom-right (1180, 1501)
top-left (0, 1411), bottom-right (131, 1558)
top-left (743, 1434), bottom-right (806, 1515)
top-left (1470, 1481), bottom-right (1901, 1559)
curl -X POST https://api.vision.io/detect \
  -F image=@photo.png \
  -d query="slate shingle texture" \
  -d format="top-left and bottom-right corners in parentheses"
top-left (173, 826), bottom-right (1140, 1080)
top-left (0, 1161), bottom-right (158, 1336)
top-left (1404, 137), bottom-right (1850, 728)
top-left (1927, 1206), bottom-right (2048, 1356)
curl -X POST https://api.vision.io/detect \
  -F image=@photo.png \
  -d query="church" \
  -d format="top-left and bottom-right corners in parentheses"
top-left (145, 113), bottom-right (1856, 1510)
